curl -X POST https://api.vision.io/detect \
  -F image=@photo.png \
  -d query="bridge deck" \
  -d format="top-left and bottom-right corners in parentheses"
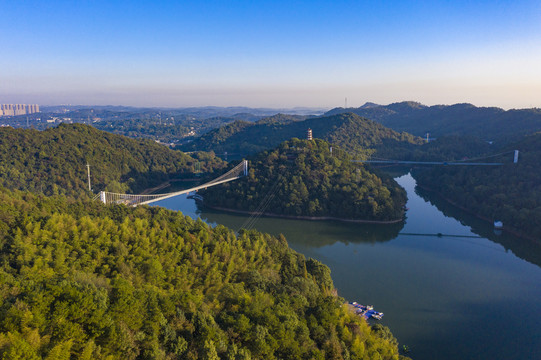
top-left (355, 160), bottom-right (504, 166)
top-left (137, 176), bottom-right (241, 205)
top-left (98, 160), bottom-right (248, 207)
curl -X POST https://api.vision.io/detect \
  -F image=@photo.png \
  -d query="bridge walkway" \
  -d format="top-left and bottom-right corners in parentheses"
top-left (96, 160), bottom-right (247, 207)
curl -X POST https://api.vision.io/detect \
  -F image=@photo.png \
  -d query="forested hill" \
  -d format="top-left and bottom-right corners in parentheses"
top-left (414, 132), bottom-right (541, 240)
top-left (325, 102), bottom-right (541, 143)
top-left (401, 135), bottom-right (494, 162)
top-left (0, 189), bottom-right (407, 359)
top-left (180, 113), bottom-right (422, 158)
top-left (201, 138), bottom-right (407, 222)
top-left (0, 124), bottom-right (225, 197)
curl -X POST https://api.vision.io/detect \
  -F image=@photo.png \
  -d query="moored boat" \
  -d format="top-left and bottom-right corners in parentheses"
top-left (349, 302), bottom-right (384, 320)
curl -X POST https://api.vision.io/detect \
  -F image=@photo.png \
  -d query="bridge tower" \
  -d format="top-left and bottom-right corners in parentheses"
top-left (86, 164), bottom-right (92, 191)
top-left (97, 160), bottom-right (248, 207)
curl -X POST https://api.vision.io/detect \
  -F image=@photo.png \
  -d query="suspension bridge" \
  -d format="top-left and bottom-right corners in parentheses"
top-left (353, 150), bottom-right (519, 166)
top-left (95, 160), bottom-right (248, 207)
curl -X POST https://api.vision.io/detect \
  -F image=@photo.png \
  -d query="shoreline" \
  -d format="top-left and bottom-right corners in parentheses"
top-left (200, 202), bottom-right (404, 224)
top-left (416, 183), bottom-right (538, 242)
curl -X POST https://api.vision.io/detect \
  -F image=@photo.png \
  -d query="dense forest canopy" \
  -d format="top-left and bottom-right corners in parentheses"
top-left (90, 115), bottom-right (264, 144)
top-left (93, 118), bottom-right (191, 144)
top-left (325, 102), bottom-right (541, 144)
top-left (0, 189), bottom-right (407, 359)
top-left (180, 113), bottom-right (422, 159)
top-left (201, 139), bottom-right (407, 222)
top-left (414, 132), bottom-right (541, 239)
top-left (0, 124), bottom-right (225, 197)
top-left (399, 135), bottom-right (494, 162)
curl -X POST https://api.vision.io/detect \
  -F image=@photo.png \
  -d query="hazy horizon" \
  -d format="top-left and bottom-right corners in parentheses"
top-left (33, 100), bottom-right (541, 112)
top-left (1, 0), bottom-right (540, 109)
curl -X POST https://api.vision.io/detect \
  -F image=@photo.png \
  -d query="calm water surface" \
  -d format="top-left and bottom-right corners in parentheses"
top-left (153, 173), bottom-right (541, 360)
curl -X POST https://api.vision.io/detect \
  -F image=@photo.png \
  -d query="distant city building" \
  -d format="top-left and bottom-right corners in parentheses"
top-left (307, 128), bottom-right (313, 140)
top-left (0, 104), bottom-right (40, 117)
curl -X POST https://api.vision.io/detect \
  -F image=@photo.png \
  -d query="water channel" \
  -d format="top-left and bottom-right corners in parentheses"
top-left (153, 173), bottom-right (541, 360)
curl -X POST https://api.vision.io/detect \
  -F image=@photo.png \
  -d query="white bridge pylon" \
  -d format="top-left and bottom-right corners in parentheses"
top-left (97, 160), bottom-right (248, 207)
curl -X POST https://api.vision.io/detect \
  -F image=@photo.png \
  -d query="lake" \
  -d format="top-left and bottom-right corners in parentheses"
top-left (153, 173), bottom-right (541, 360)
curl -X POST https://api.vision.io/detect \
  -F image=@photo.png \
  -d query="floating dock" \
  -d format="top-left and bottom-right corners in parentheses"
top-left (349, 302), bottom-right (384, 320)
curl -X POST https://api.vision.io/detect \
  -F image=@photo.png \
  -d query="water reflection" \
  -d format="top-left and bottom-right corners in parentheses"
top-left (154, 173), bottom-right (541, 360)
top-left (414, 184), bottom-right (541, 267)
top-left (153, 193), bottom-right (403, 246)
top-left (199, 208), bottom-right (404, 246)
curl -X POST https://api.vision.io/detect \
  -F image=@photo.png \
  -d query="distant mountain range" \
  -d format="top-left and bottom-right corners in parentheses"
top-left (325, 101), bottom-right (541, 143)
top-left (40, 105), bottom-right (327, 117)
top-left (35, 102), bottom-right (541, 150)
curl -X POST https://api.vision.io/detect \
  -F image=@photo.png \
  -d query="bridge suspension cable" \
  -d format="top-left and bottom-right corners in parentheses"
top-left (355, 150), bottom-right (518, 166)
top-left (237, 176), bottom-right (283, 231)
top-left (97, 160), bottom-right (248, 207)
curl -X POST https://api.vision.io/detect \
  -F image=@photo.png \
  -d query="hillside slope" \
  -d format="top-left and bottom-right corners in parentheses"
top-left (0, 124), bottom-right (225, 197)
top-left (181, 113), bottom-right (422, 158)
top-left (414, 132), bottom-right (541, 239)
top-left (201, 139), bottom-right (407, 222)
top-left (0, 189), bottom-right (407, 359)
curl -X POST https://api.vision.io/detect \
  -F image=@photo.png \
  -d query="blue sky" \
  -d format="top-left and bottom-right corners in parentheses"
top-left (1, 0), bottom-right (540, 108)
